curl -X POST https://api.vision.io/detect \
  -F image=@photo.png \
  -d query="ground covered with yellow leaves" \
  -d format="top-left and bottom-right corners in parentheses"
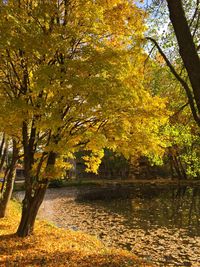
top-left (0, 200), bottom-right (152, 267)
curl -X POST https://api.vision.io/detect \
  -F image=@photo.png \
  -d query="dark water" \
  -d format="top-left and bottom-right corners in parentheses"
top-left (94, 186), bottom-right (200, 237)
top-left (18, 185), bottom-right (200, 266)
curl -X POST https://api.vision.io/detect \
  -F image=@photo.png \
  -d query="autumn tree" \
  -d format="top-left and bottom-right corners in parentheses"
top-left (0, 0), bottom-right (168, 236)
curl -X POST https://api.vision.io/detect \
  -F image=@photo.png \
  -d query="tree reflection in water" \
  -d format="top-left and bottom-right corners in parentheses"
top-left (76, 185), bottom-right (200, 237)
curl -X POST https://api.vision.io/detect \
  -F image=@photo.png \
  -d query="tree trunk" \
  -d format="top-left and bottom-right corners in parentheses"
top-left (171, 153), bottom-right (187, 180)
top-left (0, 145), bottom-right (7, 171)
top-left (16, 184), bottom-right (48, 237)
top-left (16, 151), bottom-right (56, 237)
top-left (0, 168), bottom-right (16, 218)
top-left (166, 0), bottom-right (200, 115)
top-left (0, 139), bottom-right (18, 218)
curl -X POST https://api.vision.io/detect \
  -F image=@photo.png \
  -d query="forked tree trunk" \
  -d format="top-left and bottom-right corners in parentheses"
top-left (16, 183), bottom-right (48, 237)
top-left (17, 151), bottom-right (56, 237)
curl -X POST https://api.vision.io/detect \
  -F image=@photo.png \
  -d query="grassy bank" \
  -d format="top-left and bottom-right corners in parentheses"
top-left (0, 200), bottom-right (151, 267)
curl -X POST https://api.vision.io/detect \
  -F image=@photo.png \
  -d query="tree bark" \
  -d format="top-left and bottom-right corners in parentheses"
top-left (0, 139), bottom-right (18, 218)
top-left (169, 146), bottom-right (188, 180)
top-left (0, 167), bottom-right (16, 218)
top-left (16, 183), bottom-right (48, 237)
top-left (166, 0), bottom-right (200, 115)
top-left (0, 133), bottom-right (7, 171)
top-left (16, 151), bottom-right (56, 237)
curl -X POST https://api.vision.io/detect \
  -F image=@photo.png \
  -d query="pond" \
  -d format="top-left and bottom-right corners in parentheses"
top-left (16, 185), bottom-right (200, 266)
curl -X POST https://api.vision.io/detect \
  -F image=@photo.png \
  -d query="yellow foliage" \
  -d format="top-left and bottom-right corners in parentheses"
top-left (0, 0), bottom-right (169, 178)
top-left (83, 150), bottom-right (104, 174)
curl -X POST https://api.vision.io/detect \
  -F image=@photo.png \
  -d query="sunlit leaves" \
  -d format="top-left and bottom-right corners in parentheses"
top-left (0, 0), bottom-right (169, 178)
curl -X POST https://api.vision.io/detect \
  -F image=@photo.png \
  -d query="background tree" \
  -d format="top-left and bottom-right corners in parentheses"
top-left (0, 138), bottom-right (19, 218)
top-left (146, 0), bottom-right (200, 126)
top-left (0, 94), bottom-right (21, 218)
top-left (145, 52), bottom-right (200, 180)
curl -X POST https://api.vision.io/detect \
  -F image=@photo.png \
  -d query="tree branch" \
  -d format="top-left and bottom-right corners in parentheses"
top-left (146, 37), bottom-right (200, 126)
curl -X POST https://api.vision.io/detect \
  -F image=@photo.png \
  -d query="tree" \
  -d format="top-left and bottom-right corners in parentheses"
top-left (0, 0), bottom-right (168, 236)
top-left (144, 0), bottom-right (200, 179)
top-left (0, 94), bottom-right (21, 218)
top-left (166, 0), bottom-right (200, 119)
top-left (144, 40), bottom-right (200, 180)
top-left (147, 0), bottom-right (200, 126)
top-left (0, 138), bottom-right (19, 218)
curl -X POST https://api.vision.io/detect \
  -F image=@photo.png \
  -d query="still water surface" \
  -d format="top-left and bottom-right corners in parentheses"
top-left (22, 185), bottom-right (200, 266)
